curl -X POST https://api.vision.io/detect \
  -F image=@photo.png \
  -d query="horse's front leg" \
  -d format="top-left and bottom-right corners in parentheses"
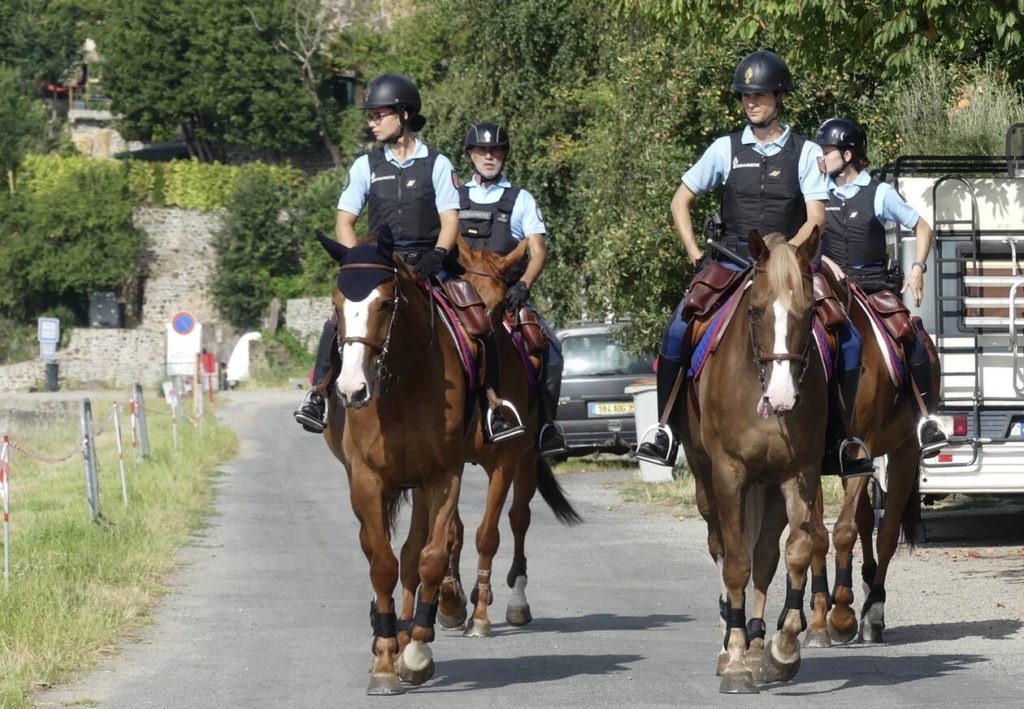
top-left (804, 483), bottom-right (831, 647)
top-left (351, 470), bottom-right (403, 696)
top-left (746, 484), bottom-right (788, 674)
top-left (398, 489), bottom-right (429, 652)
top-left (464, 457), bottom-right (515, 637)
top-left (761, 470), bottom-right (822, 685)
top-left (825, 475), bottom-right (871, 643)
top-left (396, 467), bottom-right (464, 686)
top-left (437, 507), bottom-right (468, 629)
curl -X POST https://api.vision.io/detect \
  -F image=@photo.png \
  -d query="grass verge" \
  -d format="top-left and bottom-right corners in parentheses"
top-left (0, 395), bottom-right (237, 708)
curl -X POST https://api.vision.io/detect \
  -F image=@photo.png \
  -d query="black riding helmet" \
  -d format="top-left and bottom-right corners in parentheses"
top-left (362, 73), bottom-right (426, 132)
top-left (465, 122), bottom-right (511, 154)
top-left (815, 118), bottom-right (868, 157)
top-left (730, 50), bottom-right (792, 95)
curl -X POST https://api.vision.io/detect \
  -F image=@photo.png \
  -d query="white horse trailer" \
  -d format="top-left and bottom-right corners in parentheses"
top-left (879, 124), bottom-right (1024, 495)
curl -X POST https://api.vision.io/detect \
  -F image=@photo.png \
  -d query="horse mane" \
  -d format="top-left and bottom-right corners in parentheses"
top-left (762, 233), bottom-right (810, 316)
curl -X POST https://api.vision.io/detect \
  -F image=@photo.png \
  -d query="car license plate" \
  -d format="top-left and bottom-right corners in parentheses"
top-left (588, 401), bottom-right (634, 417)
top-left (1012, 422), bottom-right (1024, 438)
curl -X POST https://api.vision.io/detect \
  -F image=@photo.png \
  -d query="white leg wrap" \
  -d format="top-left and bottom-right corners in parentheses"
top-left (863, 601), bottom-right (885, 627)
top-left (507, 574), bottom-right (529, 610)
top-left (401, 640), bottom-right (433, 672)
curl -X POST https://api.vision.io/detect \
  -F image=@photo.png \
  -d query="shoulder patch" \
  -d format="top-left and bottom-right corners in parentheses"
top-left (451, 170), bottom-right (460, 188)
top-left (535, 206), bottom-right (544, 223)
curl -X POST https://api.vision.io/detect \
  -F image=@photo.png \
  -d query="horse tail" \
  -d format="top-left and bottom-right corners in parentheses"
top-left (899, 474), bottom-right (922, 549)
top-left (385, 489), bottom-right (411, 537)
top-left (742, 483), bottom-right (766, 562)
top-left (536, 457), bottom-right (583, 526)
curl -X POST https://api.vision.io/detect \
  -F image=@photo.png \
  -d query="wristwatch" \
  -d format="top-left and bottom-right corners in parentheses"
top-left (911, 260), bottom-right (927, 273)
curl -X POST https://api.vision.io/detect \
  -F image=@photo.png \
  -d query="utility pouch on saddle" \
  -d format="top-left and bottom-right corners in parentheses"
top-left (443, 278), bottom-right (492, 338)
top-left (849, 264), bottom-right (904, 295)
top-left (812, 273), bottom-right (847, 329)
top-left (682, 260), bottom-right (743, 321)
top-left (867, 290), bottom-right (915, 343)
top-left (516, 307), bottom-right (548, 353)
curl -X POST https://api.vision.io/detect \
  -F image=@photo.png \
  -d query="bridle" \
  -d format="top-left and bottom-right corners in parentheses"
top-left (746, 269), bottom-right (816, 413)
top-left (335, 263), bottom-right (435, 397)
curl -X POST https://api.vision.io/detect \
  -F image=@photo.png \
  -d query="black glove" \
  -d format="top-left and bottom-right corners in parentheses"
top-left (412, 247), bottom-right (448, 279)
top-left (694, 254), bottom-right (709, 273)
top-left (505, 282), bottom-right (530, 311)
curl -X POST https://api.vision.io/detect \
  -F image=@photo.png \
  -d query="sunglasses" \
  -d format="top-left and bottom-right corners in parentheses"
top-left (366, 110), bottom-right (397, 124)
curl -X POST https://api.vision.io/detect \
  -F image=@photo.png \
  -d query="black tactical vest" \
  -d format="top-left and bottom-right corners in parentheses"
top-left (823, 179), bottom-right (887, 266)
top-left (367, 147), bottom-right (441, 250)
top-left (720, 132), bottom-right (807, 260)
top-left (458, 184), bottom-right (522, 255)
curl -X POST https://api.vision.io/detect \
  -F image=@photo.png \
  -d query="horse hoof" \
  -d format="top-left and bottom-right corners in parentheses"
top-left (760, 640), bottom-right (801, 683)
top-left (506, 605), bottom-right (533, 626)
top-left (463, 619), bottom-right (492, 638)
top-left (744, 647), bottom-right (766, 684)
top-left (828, 617), bottom-right (859, 645)
top-left (719, 669), bottom-right (758, 694)
top-left (715, 650), bottom-right (728, 677)
top-left (438, 607), bottom-right (468, 629)
top-left (802, 628), bottom-right (832, 649)
top-left (859, 622), bottom-right (885, 644)
top-left (366, 673), bottom-right (404, 695)
top-left (396, 657), bottom-right (435, 686)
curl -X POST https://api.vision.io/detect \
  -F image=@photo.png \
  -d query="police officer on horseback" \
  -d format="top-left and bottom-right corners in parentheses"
top-left (294, 75), bottom-right (522, 443)
top-left (636, 50), bottom-right (867, 469)
top-left (459, 121), bottom-right (568, 457)
top-left (816, 117), bottom-right (946, 456)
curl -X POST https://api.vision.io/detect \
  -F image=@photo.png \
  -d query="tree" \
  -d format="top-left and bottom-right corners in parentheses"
top-left (0, 66), bottom-right (48, 194)
top-left (0, 0), bottom-right (101, 85)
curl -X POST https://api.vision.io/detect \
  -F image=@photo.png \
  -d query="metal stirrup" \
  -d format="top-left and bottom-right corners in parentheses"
top-left (917, 415), bottom-right (947, 454)
top-left (635, 423), bottom-right (676, 466)
top-left (838, 436), bottom-right (874, 478)
top-left (487, 399), bottom-right (525, 442)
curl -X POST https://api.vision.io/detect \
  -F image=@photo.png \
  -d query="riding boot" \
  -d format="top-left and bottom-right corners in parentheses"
top-left (537, 375), bottom-right (569, 457)
top-left (481, 332), bottom-right (524, 443)
top-left (833, 366), bottom-right (874, 477)
top-left (908, 337), bottom-right (948, 457)
top-left (293, 318), bottom-right (336, 433)
top-left (634, 355), bottom-right (683, 467)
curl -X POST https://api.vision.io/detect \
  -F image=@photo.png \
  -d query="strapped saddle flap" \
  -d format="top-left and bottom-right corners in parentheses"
top-left (867, 290), bottom-right (914, 343)
top-left (682, 261), bottom-right (746, 321)
top-left (516, 307), bottom-right (548, 353)
top-left (443, 278), bottom-right (491, 338)
top-left (812, 272), bottom-right (847, 329)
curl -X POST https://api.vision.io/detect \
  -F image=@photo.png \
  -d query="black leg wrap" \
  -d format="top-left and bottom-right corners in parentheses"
top-left (746, 617), bottom-right (767, 642)
top-left (507, 557), bottom-right (528, 588)
top-left (861, 585), bottom-right (886, 616)
top-left (832, 564), bottom-right (854, 606)
top-left (396, 618), bottom-right (413, 635)
top-left (369, 599), bottom-right (397, 652)
top-left (718, 595), bottom-right (728, 622)
top-left (413, 597), bottom-right (439, 642)
top-left (723, 606), bottom-right (748, 650)
top-left (776, 578), bottom-right (808, 632)
top-left (811, 571), bottom-right (832, 611)
top-left (861, 559), bottom-right (878, 587)
top-left (470, 585), bottom-right (494, 606)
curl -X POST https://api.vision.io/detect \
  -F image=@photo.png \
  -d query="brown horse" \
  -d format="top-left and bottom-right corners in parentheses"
top-left (803, 277), bottom-right (932, 646)
top-left (318, 236), bottom-right (469, 695)
top-left (680, 229), bottom-right (830, 694)
top-left (438, 236), bottom-right (582, 636)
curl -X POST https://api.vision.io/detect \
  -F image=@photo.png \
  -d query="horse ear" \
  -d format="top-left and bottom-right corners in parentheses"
top-left (317, 232), bottom-right (349, 264)
top-left (455, 232), bottom-right (473, 257)
top-left (497, 238), bottom-right (530, 275)
top-left (748, 230), bottom-right (768, 263)
top-left (797, 225), bottom-right (821, 265)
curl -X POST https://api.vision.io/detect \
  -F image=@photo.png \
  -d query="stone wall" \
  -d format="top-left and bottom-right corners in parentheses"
top-left (0, 361), bottom-right (43, 392)
top-left (285, 297), bottom-right (332, 351)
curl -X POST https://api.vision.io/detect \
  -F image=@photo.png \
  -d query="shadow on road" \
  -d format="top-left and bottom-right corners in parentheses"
top-left (485, 612), bottom-right (693, 636)
top-left (419, 653), bottom-right (645, 692)
top-left (879, 618), bottom-right (1024, 644)
top-left (775, 653), bottom-right (987, 694)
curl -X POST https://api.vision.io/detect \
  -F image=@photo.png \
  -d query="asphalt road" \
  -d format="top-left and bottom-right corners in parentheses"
top-left (38, 390), bottom-right (1024, 708)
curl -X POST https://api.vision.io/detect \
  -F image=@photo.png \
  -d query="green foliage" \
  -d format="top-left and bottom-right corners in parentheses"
top-left (0, 66), bottom-right (48, 188)
top-left (287, 167), bottom-right (349, 297)
top-left (0, 155), bottom-right (146, 320)
top-left (0, 0), bottom-right (102, 84)
top-left (123, 159), bottom-right (304, 211)
top-left (246, 327), bottom-right (315, 387)
top-left (211, 166), bottom-right (302, 328)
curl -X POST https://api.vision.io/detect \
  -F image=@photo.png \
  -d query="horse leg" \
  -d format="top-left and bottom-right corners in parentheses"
top-left (712, 467), bottom-right (758, 694)
top-left (351, 474), bottom-right (404, 696)
top-left (397, 467), bottom-right (464, 686)
top-left (761, 471), bottom-right (820, 685)
top-left (505, 457), bottom-right (538, 627)
top-left (804, 484), bottom-right (832, 648)
top-left (861, 442), bottom-right (919, 643)
top-left (827, 475), bottom-right (871, 643)
top-left (437, 508), bottom-right (468, 629)
top-left (398, 489), bottom-right (430, 651)
top-left (463, 459), bottom-right (515, 638)
top-left (746, 484), bottom-right (787, 674)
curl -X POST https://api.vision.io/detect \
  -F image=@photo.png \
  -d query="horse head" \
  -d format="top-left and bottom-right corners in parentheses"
top-left (454, 234), bottom-right (531, 310)
top-left (746, 227), bottom-right (821, 417)
top-left (318, 233), bottom-right (403, 409)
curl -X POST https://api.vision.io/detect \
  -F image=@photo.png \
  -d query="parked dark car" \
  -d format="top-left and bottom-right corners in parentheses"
top-left (555, 323), bottom-right (655, 456)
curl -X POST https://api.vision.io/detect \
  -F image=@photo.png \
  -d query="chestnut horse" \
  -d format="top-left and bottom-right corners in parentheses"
top-left (438, 236), bottom-right (582, 636)
top-left (680, 230), bottom-right (829, 694)
top-left (318, 236), bottom-right (469, 695)
top-left (803, 277), bottom-right (932, 646)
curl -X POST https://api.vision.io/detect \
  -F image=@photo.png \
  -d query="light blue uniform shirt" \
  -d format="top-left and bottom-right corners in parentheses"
top-left (682, 124), bottom-right (828, 202)
top-left (462, 176), bottom-right (547, 240)
top-left (337, 140), bottom-right (461, 216)
top-left (827, 170), bottom-right (920, 230)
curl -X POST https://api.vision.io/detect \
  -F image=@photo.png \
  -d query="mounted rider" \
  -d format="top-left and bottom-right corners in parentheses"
top-left (635, 50), bottom-right (874, 476)
top-left (459, 121), bottom-right (569, 457)
top-left (815, 117), bottom-right (947, 456)
top-left (294, 74), bottom-right (523, 444)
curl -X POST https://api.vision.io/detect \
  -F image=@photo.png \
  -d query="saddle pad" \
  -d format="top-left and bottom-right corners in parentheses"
top-left (812, 319), bottom-right (835, 383)
top-left (851, 287), bottom-right (906, 388)
top-left (503, 320), bottom-right (541, 391)
top-left (429, 285), bottom-right (479, 391)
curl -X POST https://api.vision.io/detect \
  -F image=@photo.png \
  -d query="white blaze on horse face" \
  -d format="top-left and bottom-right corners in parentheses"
top-left (337, 289), bottom-right (381, 399)
top-left (763, 299), bottom-right (798, 412)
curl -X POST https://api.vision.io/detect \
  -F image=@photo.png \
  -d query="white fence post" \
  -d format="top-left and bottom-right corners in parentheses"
top-left (112, 403), bottom-right (129, 507)
top-left (79, 399), bottom-right (101, 523)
